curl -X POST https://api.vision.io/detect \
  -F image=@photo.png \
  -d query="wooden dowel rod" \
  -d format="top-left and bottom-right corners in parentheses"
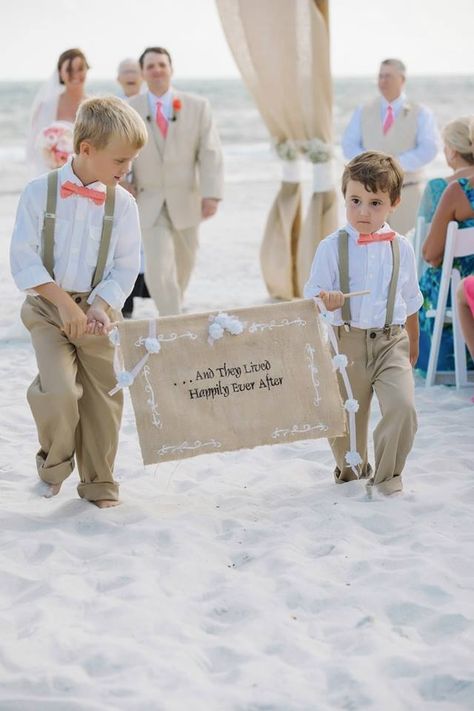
top-left (342, 290), bottom-right (370, 298)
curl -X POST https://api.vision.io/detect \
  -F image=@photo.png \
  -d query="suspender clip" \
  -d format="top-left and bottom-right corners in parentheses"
top-left (44, 212), bottom-right (56, 219)
top-left (383, 325), bottom-right (391, 339)
top-left (343, 323), bottom-right (351, 332)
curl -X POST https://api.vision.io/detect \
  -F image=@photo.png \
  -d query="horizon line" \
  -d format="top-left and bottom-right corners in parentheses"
top-left (0, 72), bottom-right (473, 83)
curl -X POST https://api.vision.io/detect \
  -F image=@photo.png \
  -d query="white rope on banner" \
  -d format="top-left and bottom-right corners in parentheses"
top-left (314, 297), bottom-right (362, 476)
top-left (108, 319), bottom-right (161, 396)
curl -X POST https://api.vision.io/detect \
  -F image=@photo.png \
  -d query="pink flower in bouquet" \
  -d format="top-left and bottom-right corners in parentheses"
top-left (38, 121), bottom-right (74, 169)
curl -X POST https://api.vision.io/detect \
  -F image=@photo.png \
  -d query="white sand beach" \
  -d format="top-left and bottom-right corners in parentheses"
top-left (1, 163), bottom-right (474, 709)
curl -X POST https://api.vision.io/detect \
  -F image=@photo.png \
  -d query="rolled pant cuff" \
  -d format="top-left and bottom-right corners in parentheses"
top-left (367, 475), bottom-right (403, 496)
top-left (334, 463), bottom-right (373, 484)
top-left (77, 481), bottom-right (119, 502)
top-left (36, 451), bottom-right (74, 484)
top-left (334, 467), bottom-right (359, 483)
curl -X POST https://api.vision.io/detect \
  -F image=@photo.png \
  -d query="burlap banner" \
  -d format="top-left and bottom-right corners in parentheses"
top-left (114, 299), bottom-right (345, 464)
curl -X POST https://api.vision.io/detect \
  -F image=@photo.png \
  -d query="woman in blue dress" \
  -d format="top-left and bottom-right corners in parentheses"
top-left (417, 116), bottom-right (474, 374)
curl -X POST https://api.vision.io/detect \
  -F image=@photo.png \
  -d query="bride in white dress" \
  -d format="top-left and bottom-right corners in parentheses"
top-left (26, 48), bottom-right (89, 176)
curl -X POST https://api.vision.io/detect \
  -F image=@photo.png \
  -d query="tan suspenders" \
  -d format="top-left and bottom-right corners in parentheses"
top-left (41, 170), bottom-right (116, 289)
top-left (337, 229), bottom-right (400, 333)
top-left (338, 229), bottom-right (351, 326)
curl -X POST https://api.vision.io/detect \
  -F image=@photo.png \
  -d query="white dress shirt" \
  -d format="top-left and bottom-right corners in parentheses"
top-left (147, 88), bottom-right (173, 122)
top-left (10, 160), bottom-right (141, 309)
top-left (341, 93), bottom-right (439, 172)
top-left (303, 223), bottom-right (423, 329)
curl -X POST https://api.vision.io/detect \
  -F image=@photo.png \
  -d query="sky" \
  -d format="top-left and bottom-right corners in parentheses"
top-left (0, 0), bottom-right (473, 81)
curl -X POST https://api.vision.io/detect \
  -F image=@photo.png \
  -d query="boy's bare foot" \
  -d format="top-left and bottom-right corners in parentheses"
top-left (92, 499), bottom-right (121, 509)
top-left (38, 481), bottom-right (62, 498)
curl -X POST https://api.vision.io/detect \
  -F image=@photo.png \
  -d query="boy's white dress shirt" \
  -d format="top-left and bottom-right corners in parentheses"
top-left (10, 160), bottom-right (141, 309)
top-left (303, 223), bottom-right (423, 329)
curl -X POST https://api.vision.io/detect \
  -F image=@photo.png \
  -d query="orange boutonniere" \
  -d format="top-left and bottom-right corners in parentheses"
top-left (171, 97), bottom-right (182, 122)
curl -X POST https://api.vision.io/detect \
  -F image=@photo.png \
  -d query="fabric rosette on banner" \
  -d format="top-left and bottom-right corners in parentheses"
top-left (36, 121), bottom-right (74, 169)
top-left (216, 0), bottom-right (338, 299)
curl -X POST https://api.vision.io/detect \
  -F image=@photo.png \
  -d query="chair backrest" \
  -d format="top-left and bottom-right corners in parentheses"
top-left (436, 221), bottom-right (474, 299)
top-left (451, 224), bottom-right (474, 259)
top-left (438, 222), bottom-right (474, 313)
top-left (425, 221), bottom-right (474, 387)
top-left (440, 222), bottom-right (474, 276)
top-left (414, 216), bottom-right (430, 277)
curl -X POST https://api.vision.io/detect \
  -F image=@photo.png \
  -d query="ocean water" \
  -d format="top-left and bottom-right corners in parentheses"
top-left (0, 76), bottom-right (473, 191)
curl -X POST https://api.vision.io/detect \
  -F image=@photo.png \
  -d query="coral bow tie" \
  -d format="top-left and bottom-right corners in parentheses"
top-left (357, 231), bottom-right (396, 245)
top-left (60, 181), bottom-right (106, 205)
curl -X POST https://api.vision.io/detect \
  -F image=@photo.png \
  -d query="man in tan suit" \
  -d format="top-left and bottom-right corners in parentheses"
top-left (342, 59), bottom-right (438, 235)
top-left (129, 46), bottom-right (224, 315)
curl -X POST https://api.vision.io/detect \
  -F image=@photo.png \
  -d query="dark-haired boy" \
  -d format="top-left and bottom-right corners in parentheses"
top-left (304, 151), bottom-right (423, 495)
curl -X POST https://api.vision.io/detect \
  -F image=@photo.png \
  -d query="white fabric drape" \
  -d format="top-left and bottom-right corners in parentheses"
top-left (216, 0), bottom-right (337, 298)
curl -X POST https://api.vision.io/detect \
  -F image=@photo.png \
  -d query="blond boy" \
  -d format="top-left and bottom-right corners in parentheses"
top-left (304, 151), bottom-right (423, 494)
top-left (10, 97), bottom-right (147, 507)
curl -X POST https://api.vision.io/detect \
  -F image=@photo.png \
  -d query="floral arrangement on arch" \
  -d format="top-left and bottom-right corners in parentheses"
top-left (37, 121), bottom-right (74, 169)
top-left (274, 139), bottom-right (300, 162)
top-left (301, 138), bottom-right (333, 164)
top-left (274, 137), bottom-right (333, 164)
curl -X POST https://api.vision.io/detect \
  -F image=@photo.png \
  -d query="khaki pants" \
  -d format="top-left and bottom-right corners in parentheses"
top-left (330, 326), bottom-right (417, 495)
top-left (21, 294), bottom-right (123, 501)
top-left (142, 205), bottom-right (199, 316)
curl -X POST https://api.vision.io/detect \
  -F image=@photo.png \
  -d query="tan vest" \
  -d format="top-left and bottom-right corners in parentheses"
top-left (361, 99), bottom-right (423, 185)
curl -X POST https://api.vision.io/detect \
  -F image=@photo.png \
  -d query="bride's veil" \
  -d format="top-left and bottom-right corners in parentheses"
top-left (26, 69), bottom-right (62, 170)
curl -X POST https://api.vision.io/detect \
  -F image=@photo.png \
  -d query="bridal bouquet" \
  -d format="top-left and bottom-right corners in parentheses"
top-left (37, 121), bottom-right (74, 169)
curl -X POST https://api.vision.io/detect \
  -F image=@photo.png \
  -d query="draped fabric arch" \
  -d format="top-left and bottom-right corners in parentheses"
top-left (216, 0), bottom-right (338, 298)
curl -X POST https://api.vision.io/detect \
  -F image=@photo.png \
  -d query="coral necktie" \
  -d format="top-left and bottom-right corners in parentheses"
top-left (383, 105), bottom-right (394, 134)
top-left (357, 231), bottom-right (396, 245)
top-left (60, 181), bottom-right (106, 205)
top-left (155, 101), bottom-right (168, 138)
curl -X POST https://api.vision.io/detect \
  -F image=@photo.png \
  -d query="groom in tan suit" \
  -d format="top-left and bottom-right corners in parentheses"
top-left (129, 46), bottom-right (224, 315)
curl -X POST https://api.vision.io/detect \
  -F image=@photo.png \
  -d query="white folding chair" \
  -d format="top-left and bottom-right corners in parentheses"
top-left (413, 216), bottom-right (430, 278)
top-left (425, 221), bottom-right (474, 388)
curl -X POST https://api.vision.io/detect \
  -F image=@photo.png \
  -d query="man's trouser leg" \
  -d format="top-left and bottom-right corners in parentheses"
top-left (142, 206), bottom-right (198, 316)
top-left (175, 224), bottom-right (199, 296)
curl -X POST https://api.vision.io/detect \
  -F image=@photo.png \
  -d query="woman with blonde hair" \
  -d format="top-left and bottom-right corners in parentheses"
top-left (416, 116), bottom-right (474, 374)
top-left (26, 48), bottom-right (90, 176)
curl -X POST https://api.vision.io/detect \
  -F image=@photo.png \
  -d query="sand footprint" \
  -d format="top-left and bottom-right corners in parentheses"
top-left (418, 674), bottom-right (474, 705)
